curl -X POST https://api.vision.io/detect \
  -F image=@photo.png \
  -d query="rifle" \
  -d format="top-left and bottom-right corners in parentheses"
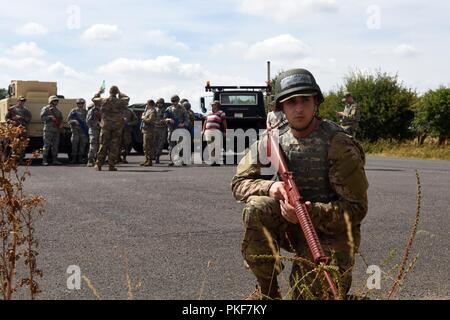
top-left (70, 112), bottom-right (89, 137)
top-left (266, 126), bottom-right (339, 299)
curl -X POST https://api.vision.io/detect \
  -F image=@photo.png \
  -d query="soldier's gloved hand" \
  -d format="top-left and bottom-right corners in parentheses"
top-left (280, 200), bottom-right (313, 224)
top-left (269, 182), bottom-right (289, 201)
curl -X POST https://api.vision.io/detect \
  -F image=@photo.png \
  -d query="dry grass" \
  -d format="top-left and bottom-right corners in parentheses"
top-left (363, 139), bottom-right (450, 160)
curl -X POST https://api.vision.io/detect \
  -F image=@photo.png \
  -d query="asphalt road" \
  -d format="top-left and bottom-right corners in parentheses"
top-left (13, 154), bottom-right (450, 300)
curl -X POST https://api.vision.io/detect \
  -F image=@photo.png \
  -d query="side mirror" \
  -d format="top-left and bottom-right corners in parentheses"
top-left (200, 97), bottom-right (207, 113)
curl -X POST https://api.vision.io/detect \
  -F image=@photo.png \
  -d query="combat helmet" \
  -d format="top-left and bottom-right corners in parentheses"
top-left (274, 68), bottom-right (324, 110)
top-left (171, 95), bottom-right (180, 103)
top-left (76, 98), bottom-right (86, 104)
top-left (48, 95), bottom-right (59, 103)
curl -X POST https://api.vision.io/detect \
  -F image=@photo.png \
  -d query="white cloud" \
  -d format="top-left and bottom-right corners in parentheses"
top-left (246, 34), bottom-right (309, 60)
top-left (147, 30), bottom-right (189, 50)
top-left (210, 34), bottom-right (310, 63)
top-left (7, 42), bottom-right (46, 58)
top-left (16, 22), bottom-right (48, 36)
top-left (238, 0), bottom-right (338, 22)
top-left (394, 44), bottom-right (419, 57)
top-left (82, 24), bottom-right (123, 41)
top-left (97, 56), bottom-right (203, 77)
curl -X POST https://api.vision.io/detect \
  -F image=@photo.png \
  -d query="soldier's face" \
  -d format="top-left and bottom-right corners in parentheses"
top-left (17, 100), bottom-right (25, 107)
top-left (346, 96), bottom-right (353, 104)
top-left (282, 95), bottom-right (317, 131)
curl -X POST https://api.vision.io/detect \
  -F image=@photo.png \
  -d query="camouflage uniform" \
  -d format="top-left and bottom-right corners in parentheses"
top-left (231, 119), bottom-right (369, 299)
top-left (92, 92), bottom-right (130, 169)
top-left (154, 104), bottom-right (168, 160)
top-left (5, 102), bottom-right (32, 161)
top-left (341, 102), bottom-right (361, 137)
top-left (164, 104), bottom-right (190, 165)
top-left (67, 107), bottom-right (88, 163)
top-left (86, 105), bottom-right (102, 165)
top-left (40, 104), bottom-right (64, 164)
top-left (141, 107), bottom-right (157, 165)
top-left (120, 108), bottom-right (138, 162)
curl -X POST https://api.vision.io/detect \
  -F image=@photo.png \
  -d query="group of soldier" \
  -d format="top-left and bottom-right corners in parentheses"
top-left (5, 86), bottom-right (198, 170)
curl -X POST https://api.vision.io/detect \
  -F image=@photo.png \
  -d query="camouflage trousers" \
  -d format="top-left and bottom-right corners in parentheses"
top-left (242, 196), bottom-right (356, 299)
top-left (120, 129), bottom-right (133, 158)
top-left (96, 127), bottom-right (123, 167)
top-left (71, 129), bottom-right (88, 158)
top-left (43, 129), bottom-right (60, 160)
top-left (154, 127), bottom-right (167, 157)
top-left (88, 129), bottom-right (100, 163)
top-left (142, 130), bottom-right (155, 160)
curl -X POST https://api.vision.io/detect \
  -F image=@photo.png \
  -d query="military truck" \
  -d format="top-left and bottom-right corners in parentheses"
top-left (0, 80), bottom-right (77, 156)
top-left (201, 83), bottom-right (269, 131)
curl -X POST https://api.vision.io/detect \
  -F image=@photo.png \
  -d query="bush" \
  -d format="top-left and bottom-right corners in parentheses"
top-left (413, 87), bottom-right (450, 145)
top-left (342, 70), bottom-right (417, 141)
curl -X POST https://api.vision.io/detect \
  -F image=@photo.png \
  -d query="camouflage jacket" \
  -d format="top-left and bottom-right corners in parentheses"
top-left (341, 103), bottom-right (361, 127)
top-left (141, 107), bottom-right (157, 132)
top-left (155, 106), bottom-right (167, 128)
top-left (231, 119), bottom-right (369, 236)
top-left (86, 106), bottom-right (102, 132)
top-left (164, 105), bottom-right (189, 131)
top-left (92, 93), bottom-right (130, 130)
top-left (40, 105), bottom-right (64, 132)
top-left (122, 108), bottom-right (138, 132)
top-left (67, 107), bottom-right (88, 133)
top-left (6, 105), bottom-right (32, 127)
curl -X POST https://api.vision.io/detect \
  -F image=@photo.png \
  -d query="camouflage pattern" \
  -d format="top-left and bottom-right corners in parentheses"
top-left (67, 107), bottom-right (88, 160)
top-left (154, 105), bottom-right (168, 157)
top-left (120, 108), bottom-right (138, 158)
top-left (40, 105), bottom-right (64, 161)
top-left (92, 92), bottom-right (129, 167)
top-left (141, 107), bottom-right (157, 162)
top-left (86, 105), bottom-right (102, 164)
top-left (164, 104), bottom-right (190, 164)
top-left (341, 103), bottom-right (361, 137)
top-left (5, 105), bottom-right (32, 128)
top-left (231, 119), bottom-right (369, 299)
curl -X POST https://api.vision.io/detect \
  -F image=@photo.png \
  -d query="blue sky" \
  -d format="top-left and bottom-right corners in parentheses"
top-left (0, 0), bottom-right (449, 111)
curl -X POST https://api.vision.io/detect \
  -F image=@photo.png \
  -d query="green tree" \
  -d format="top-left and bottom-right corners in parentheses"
top-left (320, 91), bottom-right (343, 123)
top-left (0, 88), bottom-right (7, 100)
top-left (414, 87), bottom-right (450, 145)
top-left (343, 71), bottom-right (417, 141)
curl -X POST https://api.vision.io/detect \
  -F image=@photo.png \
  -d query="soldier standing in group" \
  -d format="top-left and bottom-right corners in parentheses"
top-left (120, 105), bottom-right (138, 164)
top-left (337, 92), bottom-right (361, 137)
top-left (93, 86), bottom-right (130, 172)
top-left (5, 96), bottom-right (32, 163)
top-left (67, 98), bottom-right (89, 164)
top-left (40, 95), bottom-right (64, 166)
top-left (164, 95), bottom-right (190, 167)
top-left (154, 98), bottom-right (168, 164)
top-left (86, 100), bottom-right (102, 167)
top-left (231, 68), bottom-right (369, 300)
top-left (183, 101), bottom-right (196, 152)
top-left (266, 100), bottom-right (285, 129)
top-left (140, 99), bottom-right (156, 167)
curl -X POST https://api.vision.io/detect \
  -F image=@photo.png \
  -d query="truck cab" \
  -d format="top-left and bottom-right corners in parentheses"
top-left (201, 83), bottom-right (269, 131)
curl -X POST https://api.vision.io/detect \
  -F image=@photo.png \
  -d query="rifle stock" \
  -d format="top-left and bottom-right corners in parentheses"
top-left (267, 128), bottom-right (339, 299)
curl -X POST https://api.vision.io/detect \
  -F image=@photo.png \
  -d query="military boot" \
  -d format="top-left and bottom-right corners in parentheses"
top-left (155, 155), bottom-right (160, 164)
top-left (108, 165), bottom-right (117, 172)
top-left (87, 161), bottom-right (95, 168)
top-left (42, 158), bottom-right (49, 166)
top-left (70, 156), bottom-right (77, 164)
top-left (122, 156), bottom-right (128, 164)
top-left (144, 158), bottom-right (153, 167)
top-left (94, 164), bottom-right (102, 171)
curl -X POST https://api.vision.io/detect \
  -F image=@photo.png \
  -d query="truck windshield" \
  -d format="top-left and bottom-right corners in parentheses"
top-left (220, 93), bottom-right (257, 106)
